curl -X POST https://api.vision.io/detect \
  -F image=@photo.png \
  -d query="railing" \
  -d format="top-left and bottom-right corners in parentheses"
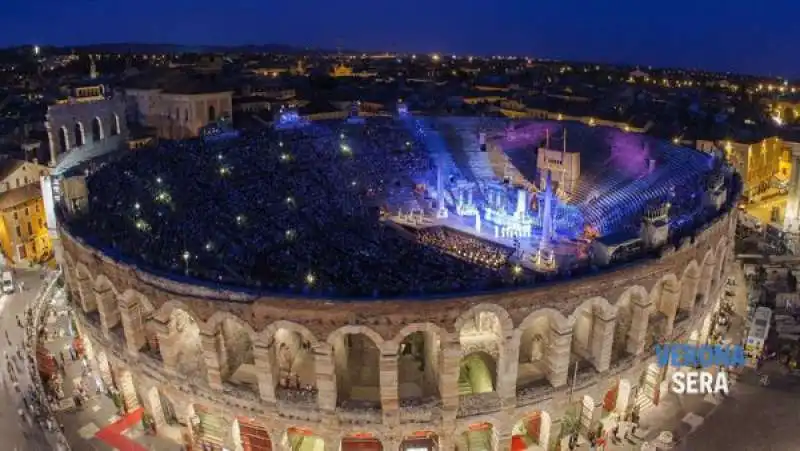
top-left (27, 269), bottom-right (72, 450)
top-left (457, 391), bottom-right (502, 418)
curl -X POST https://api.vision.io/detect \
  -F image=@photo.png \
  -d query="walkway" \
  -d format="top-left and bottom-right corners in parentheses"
top-left (41, 289), bottom-right (179, 450)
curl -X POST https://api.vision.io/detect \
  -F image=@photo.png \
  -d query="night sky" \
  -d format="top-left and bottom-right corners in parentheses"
top-left (2, 0), bottom-right (796, 77)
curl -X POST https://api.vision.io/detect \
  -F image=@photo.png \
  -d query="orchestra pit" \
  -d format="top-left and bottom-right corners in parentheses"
top-left (56, 114), bottom-right (740, 451)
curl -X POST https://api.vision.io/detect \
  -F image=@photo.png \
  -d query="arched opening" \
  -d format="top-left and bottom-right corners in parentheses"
top-left (517, 314), bottom-right (553, 390)
top-left (74, 122), bottom-right (85, 147)
top-left (341, 433), bottom-right (383, 451)
top-left (91, 117), bottom-right (103, 142)
top-left (234, 417), bottom-right (272, 451)
top-left (95, 276), bottom-right (122, 341)
top-left (512, 411), bottom-right (551, 451)
top-left (678, 262), bottom-right (701, 319)
top-left (398, 330), bottom-right (441, 402)
top-left (458, 351), bottom-right (497, 395)
top-left (213, 317), bottom-right (256, 391)
top-left (208, 105), bottom-right (217, 122)
top-left (111, 113), bottom-right (120, 136)
top-left (458, 423), bottom-right (494, 451)
top-left (401, 432), bottom-right (439, 451)
top-left (612, 295), bottom-right (634, 361)
top-left (273, 327), bottom-right (317, 401)
top-left (286, 427), bottom-right (324, 451)
top-left (570, 301), bottom-right (601, 376)
top-left (333, 332), bottom-right (381, 409)
top-left (712, 242), bottom-right (727, 298)
top-left (191, 404), bottom-right (226, 449)
top-left (58, 126), bottom-right (69, 153)
top-left (166, 309), bottom-right (205, 379)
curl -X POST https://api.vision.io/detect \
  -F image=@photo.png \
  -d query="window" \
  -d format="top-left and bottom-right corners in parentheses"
top-left (24, 207), bottom-right (28, 216)
top-left (15, 225), bottom-right (21, 237)
top-left (15, 178), bottom-right (19, 188)
top-left (23, 176), bottom-right (28, 185)
top-left (12, 212), bottom-right (17, 220)
top-left (27, 222), bottom-right (32, 235)
top-left (38, 218), bottom-right (43, 228)
top-left (35, 204), bottom-right (39, 213)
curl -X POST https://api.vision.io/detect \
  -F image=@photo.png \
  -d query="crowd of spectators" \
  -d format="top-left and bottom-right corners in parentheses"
top-left (417, 227), bottom-right (511, 269)
top-left (66, 119), bottom-right (516, 297)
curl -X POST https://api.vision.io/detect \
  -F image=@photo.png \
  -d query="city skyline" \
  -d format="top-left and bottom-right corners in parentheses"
top-left (2, 0), bottom-right (797, 78)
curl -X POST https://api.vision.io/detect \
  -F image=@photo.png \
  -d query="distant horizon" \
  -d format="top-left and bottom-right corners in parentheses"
top-left (2, 41), bottom-right (783, 80)
top-left (2, 0), bottom-right (797, 78)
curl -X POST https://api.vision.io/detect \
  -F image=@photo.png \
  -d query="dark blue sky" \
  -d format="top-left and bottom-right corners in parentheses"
top-left (2, 0), bottom-right (795, 77)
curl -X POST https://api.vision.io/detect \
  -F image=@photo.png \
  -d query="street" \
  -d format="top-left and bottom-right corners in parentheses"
top-left (745, 193), bottom-right (787, 225)
top-left (0, 268), bottom-right (59, 451)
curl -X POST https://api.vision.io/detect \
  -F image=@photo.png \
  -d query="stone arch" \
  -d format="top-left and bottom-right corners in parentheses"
top-left (651, 274), bottom-right (680, 325)
top-left (699, 249), bottom-right (716, 307)
top-left (516, 309), bottom-right (572, 389)
top-left (261, 320), bottom-right (319, 346)
top-left (613, 287), bottom-right (650, 359)
top-left (570, 296), bottom-right (614, 372)
top-left (58, 126), bottom-right (69, 153)
top-left (204, 311), bottom-right (257, 386)
top-left (208, 105), bottom-right (217, 122)
top-left (91, 116), bottom-right (103, 142)
top-left (679, 260), bottom-right (701, 313)
top-left (340, 432), bottom-right (384, 451)
top-left (513, 411), bottom-right (552, 450)
top-left (157, 301), bottom-right (205, 379)
top-left (74, 263), bottom-right (95, 313)
top-left (456, 421), bottom-right (497, 451)
top-left (393, 323), bottom-right (446, 402)
top-left (454, 303), bottom-right (513, 338)
top-left (111, 113), bottom-right (120, 136)
top-left (74, 121), bottom-right (85, 147)
top-left (458, 350), bottom-right (498, 394)
top-left (329, 325), bottom-right (383, 407)
top-left (93, 274), bottom-right (121, 337)
top-left (119, 289), bottom-right (158, 355)
top-left (234, 416), bottom-right (272, 451)
top-left (712, 237), bottom-right (729, 297)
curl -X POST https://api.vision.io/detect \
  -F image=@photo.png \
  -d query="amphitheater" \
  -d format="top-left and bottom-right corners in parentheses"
top-left (57, 117), bottom-right (739, 451)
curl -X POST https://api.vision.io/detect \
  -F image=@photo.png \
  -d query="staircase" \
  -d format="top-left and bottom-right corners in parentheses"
top-left (466, 431), bottom-right (491, 451)
top-left (441, 118), bottom-right (496, 181)
top-left (119, 376), bottom-right (140, 411)
top-left (458, 377), bottom-right (473, 396)
top-left (198, 411), bottom-right (226, 449)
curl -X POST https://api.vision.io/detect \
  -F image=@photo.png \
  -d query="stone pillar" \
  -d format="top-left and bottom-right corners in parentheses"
top-left (201, 331), bottom-right (224, 390)
top-left (254, 342), bottom-right (277, 404)
top-left (142, 387), bottom-right (167, 430)
top-left (119, 295), bottom-right (146, 356)
top-left (680, 271), bottom-right (701, 313)
top-left (627, 296), bottom-right (652, 355)
top-left (590, 311), bottom-right (615, 373)
top-left (438, 434), bottom-right (453, 451)
top-left (661, 284), bottom-right (680, 334)
top-left (547, 323), bottom-right (572, 388)
top-left (321, 434), bottom-right (340, 451)
top-left (383, 435), bottom-right (402, 451)
top-left (314, 342), bottom-right (337, 412)
top-left (497, 333), bottom-right (518, 405)
top-left (439, 340), bottom-right (461, 420)
top-left (379, 352), bottom-right (399, 425)
top-left (95, 287), bottom-right (119, 338)
top-left (493, 425), bottom-right (513, 451)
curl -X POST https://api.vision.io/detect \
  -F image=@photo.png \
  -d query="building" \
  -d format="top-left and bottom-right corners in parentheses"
top-left (125, 88), bottom-right (233, 140)
top-left (44, 84), bottom-right (128, 172)
top-left (698, 136), bottom-right (785, 200)
top-left (0, 158), bottom-right (53, 265)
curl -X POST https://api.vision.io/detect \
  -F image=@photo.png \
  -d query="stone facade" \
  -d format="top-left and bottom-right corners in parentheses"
top-left (59, 210), bottom-right (737, 451)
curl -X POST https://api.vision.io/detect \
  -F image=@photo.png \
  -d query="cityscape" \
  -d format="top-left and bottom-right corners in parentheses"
top-left (0, 15), bottom-right (799, 451)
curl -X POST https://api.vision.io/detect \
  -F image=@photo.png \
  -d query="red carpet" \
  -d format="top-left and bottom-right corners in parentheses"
top-left (95, 407), bottom-right (149, 451)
